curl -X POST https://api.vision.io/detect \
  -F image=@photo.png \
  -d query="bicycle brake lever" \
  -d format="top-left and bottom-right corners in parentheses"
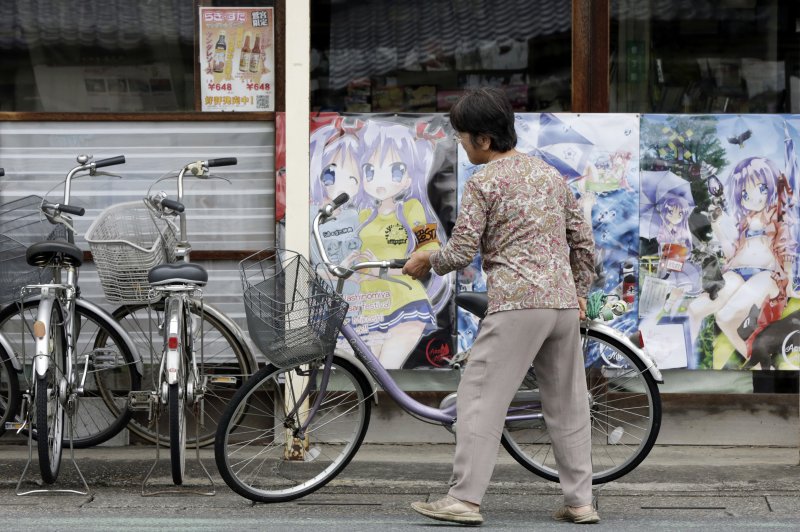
top-left (44, 211), bottom-right (79, 236)
top-left (379, 268), bottom-right (412, 290)
top-left (91, 170), bottom-right (124, 179)
top-left (204, 173), bottom-right (232, 184)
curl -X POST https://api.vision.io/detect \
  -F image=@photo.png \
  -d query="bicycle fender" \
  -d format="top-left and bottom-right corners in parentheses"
top-left (584, 321), bottom-right (664, 383)
top-left (164, 307), bottom-right (181, 386)
top-left (33, 297), bottom-right (56, 378)
top-left (77, 298), bottom-right (144, 376)
top-left (0, 332), bottom-right (22, 372)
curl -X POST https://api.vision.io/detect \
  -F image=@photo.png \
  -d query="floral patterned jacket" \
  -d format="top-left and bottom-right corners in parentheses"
top-left (430, 153), bottom-right (595, 315)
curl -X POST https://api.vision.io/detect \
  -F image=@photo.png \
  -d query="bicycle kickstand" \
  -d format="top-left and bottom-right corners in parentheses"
top-left (15, 392), bottom-right (91, 497)
top-left (141, 391), bottom-right (215, 497)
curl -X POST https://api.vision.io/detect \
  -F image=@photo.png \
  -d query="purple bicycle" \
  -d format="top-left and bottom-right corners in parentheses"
top-left (215, 193), bottom-right (663, 503)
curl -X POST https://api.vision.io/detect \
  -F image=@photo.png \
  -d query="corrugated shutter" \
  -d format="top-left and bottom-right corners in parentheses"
top-left (0, 120), bottom-right (274, 332)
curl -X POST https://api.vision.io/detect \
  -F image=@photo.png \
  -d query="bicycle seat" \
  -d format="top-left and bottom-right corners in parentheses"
top-left (455, 291), bottom-right (488, 318)
top-left (26, 240), bottom-right (83, 268)
top-left (148, 263), bottom-right (208, 286)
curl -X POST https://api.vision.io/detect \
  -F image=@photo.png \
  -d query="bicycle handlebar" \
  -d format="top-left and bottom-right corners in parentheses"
top-left (207, 157), bottom-right (237, 167)
top-left (160, 198), bottom-right (185, 213)
top-left (0, 168), bottom-right (4, 177)
top-left (93, 155), bottom-right (126, 168)
top-left (41, 200), bottom-right (85, 219)
top-left (312, 196), bottom-right (408, 279)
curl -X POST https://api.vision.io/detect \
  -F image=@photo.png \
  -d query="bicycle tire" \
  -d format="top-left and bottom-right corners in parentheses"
top-left (36, 302), bottom-right (66, 484)
top-left (501, 327), bottom-right (661, 484)
top-left (0, 298), bottom-right (141, 448)
top-left (169, 382), bottom-right (186, 485)
top-left (0, 347), bottom-right (20, 438)
top-left (215, 356), bottom-right (372, 503)
top-left (106, 301), bottom-right (253, 447)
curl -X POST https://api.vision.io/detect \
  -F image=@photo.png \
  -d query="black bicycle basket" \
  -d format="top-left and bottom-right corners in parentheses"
top-left (240, 249), bottom-right (349, 368)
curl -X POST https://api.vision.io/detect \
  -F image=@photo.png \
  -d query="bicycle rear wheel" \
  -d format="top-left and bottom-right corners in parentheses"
top-left (215, 356), bottom-right (371, 503)
top-left (169, 381), bottom-right (187, 485)
top-left (36, 301), bottom-right (66, 483)
top-left (501, 328), bottom-right (661, 484)
top-left (0, 347), bottom-right (20, 438)
top-left (108, 301), bottom-right (253, 447)
top-left (0, 299), bottom-right (140, 448)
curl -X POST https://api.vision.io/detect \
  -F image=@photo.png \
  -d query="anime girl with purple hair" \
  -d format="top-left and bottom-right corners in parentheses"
top-left (654, 194), bottom-right (701, 313)
top-left (309, 117), bottom-right (364, 274)
top-left (351, 119), bottom-right (452, 368)
top-left (688, 156), bottom-right (797, 364)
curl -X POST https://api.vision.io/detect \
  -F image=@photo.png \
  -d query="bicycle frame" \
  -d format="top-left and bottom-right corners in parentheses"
top-left (308, 195), bottom-right (663, 430)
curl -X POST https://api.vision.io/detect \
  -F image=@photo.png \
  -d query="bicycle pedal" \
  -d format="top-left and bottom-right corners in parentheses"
top-left (208, 376), bottom-right (237, 385)
top-left (128, 390), bottom-right (156, 411)
top-left (4, 421), bottom-right (25, 431)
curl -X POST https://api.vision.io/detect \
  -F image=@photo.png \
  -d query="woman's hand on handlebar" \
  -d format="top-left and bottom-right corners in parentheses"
top-left (402, 249), bottom-right (435, 280)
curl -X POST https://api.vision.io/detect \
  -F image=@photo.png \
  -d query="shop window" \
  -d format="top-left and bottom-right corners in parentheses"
top-left (611, 0), bottom-right (799, 113)
top-left (0, 0), bottom-right (275, 113)
top-left (310, 0), bottom-right (572, 113)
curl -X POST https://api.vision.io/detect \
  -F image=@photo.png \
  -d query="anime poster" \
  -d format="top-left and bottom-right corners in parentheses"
top-left (309, 114), bottom-right (458, 369)
top-left (199, 7), bottom-right (274, 111)
top-left (456, 113), bottom-right (641, 353)
top-left (639, 114), bottom-right (800, 370)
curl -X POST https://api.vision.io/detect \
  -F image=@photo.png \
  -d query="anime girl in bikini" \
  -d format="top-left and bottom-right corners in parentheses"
top-left (687, 156), bottom-right (797, 366)
top-left (351, 119), bottom-right (451, 368)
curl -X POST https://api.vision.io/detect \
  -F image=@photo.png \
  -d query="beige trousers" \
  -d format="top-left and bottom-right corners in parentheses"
top-left (447, 308), bottom-right (593, 507)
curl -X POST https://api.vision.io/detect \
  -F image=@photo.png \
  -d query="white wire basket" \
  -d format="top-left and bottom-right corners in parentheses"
top-left (85, 201), bottom-right (178, 304)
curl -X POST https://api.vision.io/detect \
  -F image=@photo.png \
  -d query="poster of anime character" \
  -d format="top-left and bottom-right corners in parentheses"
top-left (309, 114), bottom-right (457, 369)
top-left (275, 112), bottom-right (286, 248)
top-left (639, 114), bottom-right (800, 370)
top-left (199, 7), bottom-right (274, 111)
top-left (455, 113), bottom-right (641, 354)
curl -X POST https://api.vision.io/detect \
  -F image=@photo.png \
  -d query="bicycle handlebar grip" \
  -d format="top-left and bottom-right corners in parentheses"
top-left (207, 157), bottom-right (237, 167)
top-left (94, 155), bottom-right (126, 168)
top-left (388, 258), bottom-right (408, 268)
top-left (161, 198), bottom-right (185, 213)
top-left (0, 168), bottom-right (4, 177)
top-left (332, 193), bottom-right (349, 206)
top-left (59, 204), bottom-right (86, 216)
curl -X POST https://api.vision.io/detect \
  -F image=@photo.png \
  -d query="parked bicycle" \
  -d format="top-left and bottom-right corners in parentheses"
top-left (86, 157), bottom-right (257, 485)
top-left (214, 193), bottom-right (663, 503)
top-left (0, 166), bottom-right (22, 439)
top-left (0, 155), bottom-right (143, 484)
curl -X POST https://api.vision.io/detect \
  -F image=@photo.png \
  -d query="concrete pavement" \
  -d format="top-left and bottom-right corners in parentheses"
top-left (1, 443), bottom-right (799, 530)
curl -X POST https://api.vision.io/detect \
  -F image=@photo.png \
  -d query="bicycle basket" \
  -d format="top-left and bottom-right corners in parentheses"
top-left (240, 249), bottom-right (349, 368)
top-left (0, 195), bottom-right (68, 305)
top-left (85, 201), bottom-right (178, 304)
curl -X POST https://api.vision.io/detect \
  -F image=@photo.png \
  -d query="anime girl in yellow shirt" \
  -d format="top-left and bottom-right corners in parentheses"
top-left (352, 119), bottom-right (451, 368)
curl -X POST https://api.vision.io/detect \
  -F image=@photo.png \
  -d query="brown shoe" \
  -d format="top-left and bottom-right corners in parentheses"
top-left (553, 505), bottom-right (600, 524)
top-left (411, 495), bottom-right (484, 525)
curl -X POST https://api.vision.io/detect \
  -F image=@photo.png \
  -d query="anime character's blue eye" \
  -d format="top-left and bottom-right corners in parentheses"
top-left (759, 183), bottom-right (767, 194)
top-left (363, 163), bottom-right (375, 181)
top-left (321, 164), bottom-right (336, 186)
top-left (743, 191), bottom-right (749, 201)
top-left (391, 162), bottom-right (407, 182)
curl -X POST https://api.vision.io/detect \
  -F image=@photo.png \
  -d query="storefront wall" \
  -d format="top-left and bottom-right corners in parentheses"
top-left (1, 1), bottom-right (797, 400)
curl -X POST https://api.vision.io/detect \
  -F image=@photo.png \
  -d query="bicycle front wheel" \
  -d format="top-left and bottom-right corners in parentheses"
top-left (501, 328), bottom-right (662, 484)
top-left (215, 356), bottom-right (372, 503)
top-left (108, 302), bottom-right (253, 447)
top-left (0, 347), bottom-right (20, 438)
top-left (0, 299), bottom-right (141, 448)
top-left (36, 302), bottom-right (67, 484)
